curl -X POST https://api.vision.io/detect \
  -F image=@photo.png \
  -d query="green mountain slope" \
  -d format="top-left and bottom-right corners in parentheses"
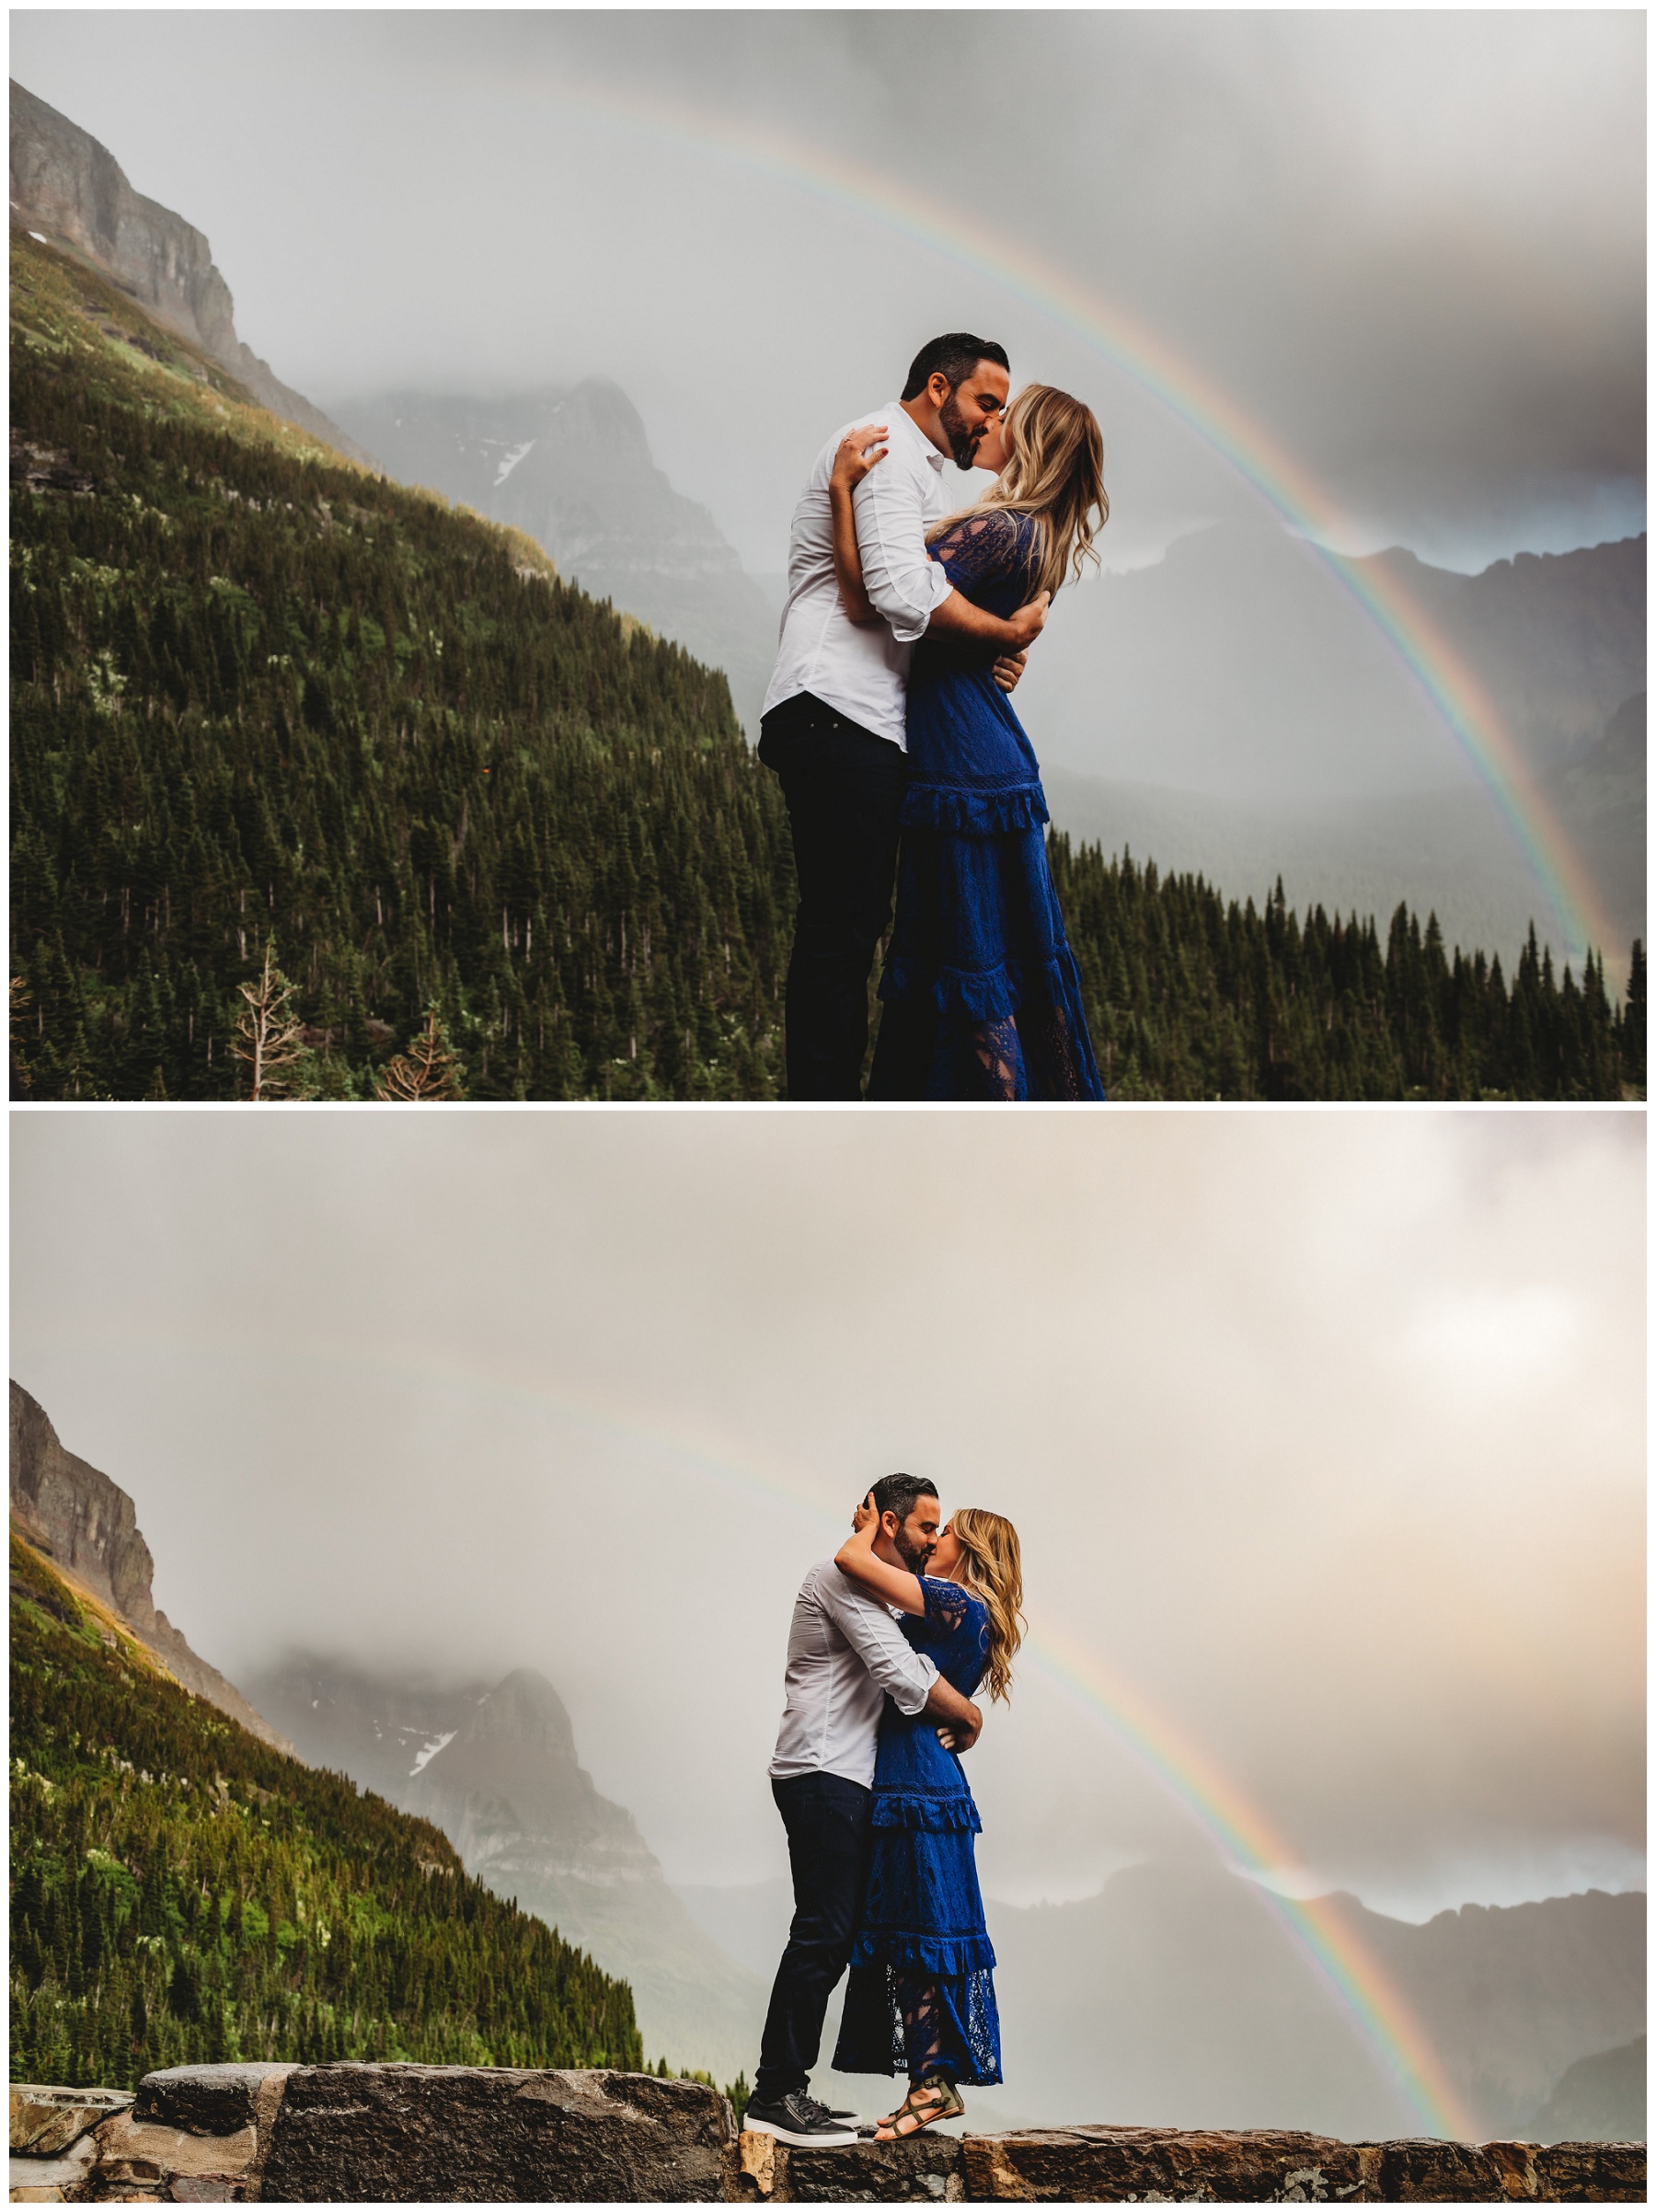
top-left (8, 1530), bottom-right (643, 2088)
top-left (9, 228), bottom-right (791, 1100)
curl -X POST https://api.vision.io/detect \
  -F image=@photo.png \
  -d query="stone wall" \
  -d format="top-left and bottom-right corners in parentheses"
top-left (8, 2068), bottom-right (1646, 2204)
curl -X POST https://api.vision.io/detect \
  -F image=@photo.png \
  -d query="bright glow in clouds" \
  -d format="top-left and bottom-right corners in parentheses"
top-left (1404, 1286), bottom-right (1584, 1388)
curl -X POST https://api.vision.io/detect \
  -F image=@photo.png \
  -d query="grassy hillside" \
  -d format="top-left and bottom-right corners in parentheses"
top-left (8, 1531), bottom-right (643, 2087)
top-left (8, 227), bottom-right (1639, 1100)
top-left (9, 229), bottom-right (791, 1100)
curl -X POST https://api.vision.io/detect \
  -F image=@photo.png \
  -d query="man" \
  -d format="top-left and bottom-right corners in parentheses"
top-left (759, 335), bottom-right (1051, 1100)
top-left (743, 1473), bottom-right (983, 2149)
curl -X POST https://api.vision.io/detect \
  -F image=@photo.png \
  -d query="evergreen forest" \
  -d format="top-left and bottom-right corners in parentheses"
top-left (9, 231), bottom-right (1642, 1100)
top-left (9, 1532), bottom-right (644, 2090)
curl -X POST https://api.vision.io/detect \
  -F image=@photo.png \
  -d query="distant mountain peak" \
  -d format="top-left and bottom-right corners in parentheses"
top-left (247, 1648), bottom-right (765, 2076)
top-left (332, 382), bottom-right (777, 732)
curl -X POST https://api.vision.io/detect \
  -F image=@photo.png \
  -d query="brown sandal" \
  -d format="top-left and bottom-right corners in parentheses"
top-left (873, 2077), bottom-right (964, 2140)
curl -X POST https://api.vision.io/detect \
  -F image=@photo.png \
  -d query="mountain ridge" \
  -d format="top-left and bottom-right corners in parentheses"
top-left (675, 1861), bottom-right (1644, 2139)
top-left (9, 77), bottom-right (368, 465)
top-left (8, 1379), bottom-right (296, 1757)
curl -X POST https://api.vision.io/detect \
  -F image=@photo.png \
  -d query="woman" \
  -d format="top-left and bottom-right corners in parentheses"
top-left (829, 388), bottom-right (1108, 1100)
top-left (830, 1496), bottom-right (1026, 2138)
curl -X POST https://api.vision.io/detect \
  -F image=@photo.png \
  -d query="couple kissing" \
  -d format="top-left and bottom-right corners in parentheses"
top-left (745, 1474), bottom-right (1024, 2147)
top-left (759, 331), bottom-right (1109, 1103)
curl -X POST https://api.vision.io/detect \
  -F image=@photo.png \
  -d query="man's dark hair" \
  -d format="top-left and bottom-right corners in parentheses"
top-left (870, 1471), bottom-right (939, 1524)
top-left (901, 333), bottom-right (1009, 404)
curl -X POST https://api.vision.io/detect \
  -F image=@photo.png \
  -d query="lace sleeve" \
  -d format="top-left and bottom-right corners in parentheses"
top-left (927, 509), bottom-right (1037, 591)
top-left (921, 1577), bottom-right (971, 1631)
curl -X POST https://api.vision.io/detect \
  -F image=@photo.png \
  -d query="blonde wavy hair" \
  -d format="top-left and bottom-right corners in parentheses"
top-left (949, 1508), bottom-right (1027, 1704)
top-left (927, 384), bottom-right (1108, 604)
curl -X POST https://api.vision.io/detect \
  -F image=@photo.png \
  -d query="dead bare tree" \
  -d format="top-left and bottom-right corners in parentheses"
top-left (374, 1010), bottom-right (465, 1101)
top-left (233, 941), bottom-right (310, 1100)
top-left (10, 974), bottom-right (32, 1097)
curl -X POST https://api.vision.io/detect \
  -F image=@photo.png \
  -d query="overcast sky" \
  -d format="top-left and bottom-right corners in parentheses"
top-left (10, 1108), bottom-right (1643, 1921)
top-left (10, 11), bottom-right (1645, 575)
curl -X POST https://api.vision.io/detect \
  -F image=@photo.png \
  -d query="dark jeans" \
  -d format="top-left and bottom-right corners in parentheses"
top-left (754, 1769), bottom-right (872, 2103)
top-left (758, 695), bottom-right (905, 1100)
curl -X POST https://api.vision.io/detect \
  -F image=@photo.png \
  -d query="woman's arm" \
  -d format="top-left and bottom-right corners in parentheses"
top-left (829, 427), bottom-right (887, 626)
top-left (835, 1491), bottom-right (926, 1615)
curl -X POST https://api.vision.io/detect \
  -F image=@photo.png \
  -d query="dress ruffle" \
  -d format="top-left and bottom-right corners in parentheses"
top-left (900, 779), bottom-right (1050, 836)
top-left (848, 1930), bottom-right (996, 1976)
top-left (870, 1791), bottom-right (983, 1834)
top-left (880, 947), bottom-right (1080, 1025)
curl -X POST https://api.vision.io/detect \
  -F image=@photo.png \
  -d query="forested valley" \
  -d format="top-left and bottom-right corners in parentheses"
top-left (9, 232), bottom-right (1642, 1101)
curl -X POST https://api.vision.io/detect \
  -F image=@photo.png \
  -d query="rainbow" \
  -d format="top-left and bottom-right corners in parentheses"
top-left (61, 1326), bottom-right (1477, 2137)
top-left (1029, 1622), bottom-right (1478, 2138)
top-left (497, 68), bottom-right (1617, 967)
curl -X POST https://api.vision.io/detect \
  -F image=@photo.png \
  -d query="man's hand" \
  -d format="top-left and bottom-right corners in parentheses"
top-left (1006, 593), bottom-right (1050, 651)
top-left (924, 1674), bottom-right (982, 1748)
top-left (992, 650), bottom-right (1028, 696)
top-left (936, 1702), bottom-right (983, 1755)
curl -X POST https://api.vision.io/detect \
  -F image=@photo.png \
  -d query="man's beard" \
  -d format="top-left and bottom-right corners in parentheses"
top-left (938, 391), bottom-right (986, 472)
top-left (894, 1526), bottom-right (935, 1571)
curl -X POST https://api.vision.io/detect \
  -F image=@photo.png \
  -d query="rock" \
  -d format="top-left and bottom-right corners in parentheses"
top-left (8, 2132), bottom-right (99, 2201)
top-left (959, 2126), bottom-right (1647, 2202)
top-left (86, 2111), bottom-right (257, 2201)
top-left (8, 1381), bottom-right (298, 1757)
top-left (1532, 2139), bottom-right (1647, 2201)
top-left (736, 2131), bottom-right (965, 2203)
top-left (256, 2064), bottom-right (734, 2203)
top-left (962, 2126), bottom-right (1379, 2203)
top-left (132, 2070), bottom-right (294, 2143)
top-left (11, 2091), bottom-right (133, 2159)
top-left (7, 85), bottom-right (369, 466)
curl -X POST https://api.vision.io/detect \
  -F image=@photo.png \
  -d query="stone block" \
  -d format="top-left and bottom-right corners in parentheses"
top-left (8, 2132), bottom-right (100, 2202)
top-left (1531, 2140), bottom-right (1647, 2202)
top-left (84, 2113), bottom-right (257, 2202)
top-left (131, 2071), bottom-right (293, 2144)
top-left (1374, 2137), bottom-right (1509, 2200)
top-left (962, 2126), bottom-right (1379, 2202)
top-left (11, 2091), bottom-right (133, 2160)
top-left (735, 2132), bottom-right (965, 2203)
top-left (256, 2064), bottom-right (735, 2203)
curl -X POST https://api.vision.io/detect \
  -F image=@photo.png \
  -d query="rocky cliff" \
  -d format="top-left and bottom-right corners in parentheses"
top-left (332, 384), bottom-right (778, 732)
top-left (247, 1656), bottom-right (765, 2079)
top-left (9, 79), bottom-right (368, 464)
top-left (8, 1379), bottom-right (296, 1756)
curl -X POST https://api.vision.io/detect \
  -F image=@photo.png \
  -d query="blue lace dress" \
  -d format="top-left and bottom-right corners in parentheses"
top-left (867, 511), bottom-right (1106, 1101)
top-left (832, 1578), bottom-right (1003, 2088)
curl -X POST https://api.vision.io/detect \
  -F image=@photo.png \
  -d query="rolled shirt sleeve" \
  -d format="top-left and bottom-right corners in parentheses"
top-left (816, 1570), bottom-right (939, 1715)
top-left (853, 455), bottom-right (954, 644)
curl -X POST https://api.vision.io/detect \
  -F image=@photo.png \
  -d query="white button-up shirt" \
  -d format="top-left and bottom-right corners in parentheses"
top-left (769, 1559), bottom-right (939, 1789)
top-left (762, 403), bottom-right (955, 751)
